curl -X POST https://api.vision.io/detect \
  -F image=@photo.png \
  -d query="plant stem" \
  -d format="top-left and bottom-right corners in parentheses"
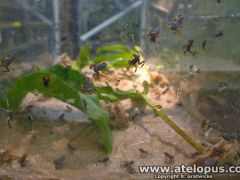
top-left (142, 95), bottom-right (205, 153)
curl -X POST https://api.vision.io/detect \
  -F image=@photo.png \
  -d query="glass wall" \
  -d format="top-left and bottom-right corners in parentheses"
top-left (141, 0), bottom-right (240, 133)
top-left (0, 0), bottom-right (54, 62)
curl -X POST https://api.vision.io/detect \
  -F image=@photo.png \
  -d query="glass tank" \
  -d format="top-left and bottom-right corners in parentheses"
top-left (0, 0), bottom-right (240, 179)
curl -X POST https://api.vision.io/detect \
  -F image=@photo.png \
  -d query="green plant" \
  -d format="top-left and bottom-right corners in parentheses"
top-left (72, 44), bottom-right (91, 70)
top-left (94, 44), bottom-right (140, 68)
top-left (0, 44), bottom-right (205, 154)
top-left (0, 65), bottom-right (112, 154)
top-left (71, 44), bottom-right (141, 70)
top-left (90, 44), bottom-right (204, 153)
top-left (95, 85), bottom-right (205, 153)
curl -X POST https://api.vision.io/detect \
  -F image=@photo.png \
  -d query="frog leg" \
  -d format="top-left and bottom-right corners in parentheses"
top-left (7, 114), bottom-right (14, 128)
top-left (188, 50), bottom-right (197, 59)
top-left (192, 51), bottom-right (197, 59)
top-left (2, 66), bottom-right (10, 72)
top-left (134, 65), bottom-right (138, 72)
top-left (184, 50), bottom-right (187, 56)
top-left (93, 72), bottom-right (100, 79)
top-left (138, 60), bottom-right (145, 66)
top-left (8, 118), bottom-right (13, 128)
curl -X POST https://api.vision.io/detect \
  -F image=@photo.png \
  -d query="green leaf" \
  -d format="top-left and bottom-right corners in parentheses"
top-left (46, 65), bottom-right (86, 91)
top-left (0, 67), bottom-right (112, 153)
top-left (96, 44), bottom-right (132, 54)
top-left (133, 45), bottom-right (141, 52)
top-left (95, 53), bottom-right (131, 64)
top-left (95, 44), bottom-right (141, 68)
top-left (47, 65), bottom-right (112, 153)
top-left (0, 72), bottom-right (84, 112)
top-left (95, 86), bottom-right (144, 102)
top-left (76, 44), bottom-right (90, 69)
top-left (110, 59), bottom-right (129, 68)
top-left (66, 98), bottom-right (75, 104)
top-left (80, 93), bottom-right (112, 152)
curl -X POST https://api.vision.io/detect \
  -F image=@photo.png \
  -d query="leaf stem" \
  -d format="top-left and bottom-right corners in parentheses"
top-left (142, 95), bottom-right (205, 153)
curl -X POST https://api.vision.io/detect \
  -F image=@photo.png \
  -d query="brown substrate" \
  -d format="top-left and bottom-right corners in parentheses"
top-left (0, 67), bottom-right (239, 179)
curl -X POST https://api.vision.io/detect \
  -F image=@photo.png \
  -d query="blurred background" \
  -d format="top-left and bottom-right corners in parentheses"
top-left (0, 0), bottom-right (240, 131)
top-left (0, 0), bottom-right (239, 66)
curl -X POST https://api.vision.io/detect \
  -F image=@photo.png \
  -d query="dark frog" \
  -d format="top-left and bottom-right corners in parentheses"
top-left (53, 155), bottom-right (66, 170)
top-left (147, 31), bottom-right (160, 43)
top-left (89, 62), bottom-right (108, 78)
top-left (80, 77), bottom-right (95, 94)
top-left (128, 51), bottom-right (145, 72)
top-left (183, 40), bottom-right (197, 58)
top-left (42, 76), bottom-right (51, 87)
top-left (1, 106), bottom-right (14, 128)
top-left (0, 54), bottom-right (15, 72)
top-left (90, 62), bottom-right (107, 73)
top-left (168, 15), bottom-right (184, 34)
